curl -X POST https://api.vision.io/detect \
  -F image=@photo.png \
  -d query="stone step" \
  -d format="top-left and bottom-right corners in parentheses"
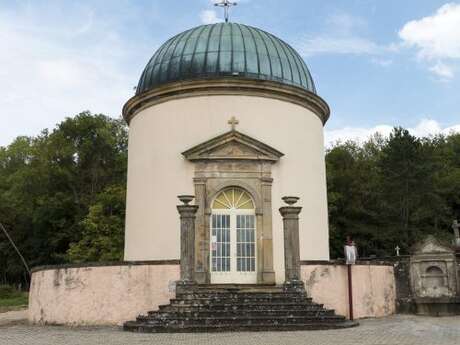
top-left (159, 302), bottom-right (325, 312)
top-left (169, 296), bottom-right (312, 305)
top-left (124, 320), bottom-right (359, 333)
top-left (135, 314), bottom-right (347, 327)
top-left (177, 292), bottom-right (308, 299)
top-left (193, 284), bottom-right (278, 290)
top-left (123, 284), bottom-right (355, 333)
top-left (147, 308), bottom-right (336, 318)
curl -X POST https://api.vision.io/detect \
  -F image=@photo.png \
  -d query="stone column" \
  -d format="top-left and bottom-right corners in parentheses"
top-left (279, 196), bottom-right (305, 292)
top-left (176, 195), bottom-right (199, 293)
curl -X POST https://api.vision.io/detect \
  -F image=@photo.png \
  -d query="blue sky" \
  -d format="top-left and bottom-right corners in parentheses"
top-left (0, 0), bottom-right (459, 146)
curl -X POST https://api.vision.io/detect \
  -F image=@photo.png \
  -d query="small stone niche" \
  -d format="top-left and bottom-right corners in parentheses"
top-left (409, 236), bottom-right (460, 315)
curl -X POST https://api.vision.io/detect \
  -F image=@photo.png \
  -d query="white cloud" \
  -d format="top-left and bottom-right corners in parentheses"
top-left (299, 36), bottom-right (382, 56)
top-left (371, 58), bottom-right (393, 67)
top-left (399, 3), bottom-right (460, 79)
top-left (399, 3), bottom-right (460, 60)
top-left (200, 10), bottom-right (222, 24)
top-left (0, 4), bottom-right (140, 146)
top-left (429, 61), bottom-right (455, 80)
top-left (325, 125), bottom-right (394, 146)
top-left (298, 12), bottom-right (393, 57)
top-left (325, 119), bottom-right (460, 147)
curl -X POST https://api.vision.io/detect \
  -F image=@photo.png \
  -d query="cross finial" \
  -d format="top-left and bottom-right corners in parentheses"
top-left (395, 245), bottom-right (400, 257)
top-left (228, 116), bottom-right (239, 131)
top-left (214, 0), bottom-right (237, 23)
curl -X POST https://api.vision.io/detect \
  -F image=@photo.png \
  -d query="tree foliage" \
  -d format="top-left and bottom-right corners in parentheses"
top-left (327, 128), bottom-right (460, 258)
top-left (0, 112), bottom-right (127, 285)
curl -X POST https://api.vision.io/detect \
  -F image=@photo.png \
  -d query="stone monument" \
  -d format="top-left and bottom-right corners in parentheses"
top-left (409, 235), bottom-right (460, 316)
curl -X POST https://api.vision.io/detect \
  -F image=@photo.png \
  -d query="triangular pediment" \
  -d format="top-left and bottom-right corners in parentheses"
top-left (412, 235), bottom-right (453, 255)
top-left (182, 130), bottom-right (284, 162)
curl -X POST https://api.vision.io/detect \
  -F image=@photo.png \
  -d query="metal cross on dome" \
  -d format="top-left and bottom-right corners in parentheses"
top-left (214, 0), bottom-right (238, 23)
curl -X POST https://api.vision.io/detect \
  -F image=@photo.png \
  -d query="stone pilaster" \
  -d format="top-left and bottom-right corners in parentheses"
top-left (261, 176), bottom-right (275, 284)
top-left (193, 178), bottom-right (208, 284)
top-left (279, 196), bottom-right (304, 292)
top-left (176, 195), bottom-right (199, 293)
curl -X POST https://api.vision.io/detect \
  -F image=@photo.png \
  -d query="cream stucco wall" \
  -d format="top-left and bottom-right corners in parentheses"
top-left (28, 264), bottom-right (179, 326)
top-left (124, 95), bottom-right (329, 284)
top-left (301, 264), bottom-right (396, 319)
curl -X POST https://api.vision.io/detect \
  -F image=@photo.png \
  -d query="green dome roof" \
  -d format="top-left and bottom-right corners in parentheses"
top-left (136, 23), bottom-right (316, 95)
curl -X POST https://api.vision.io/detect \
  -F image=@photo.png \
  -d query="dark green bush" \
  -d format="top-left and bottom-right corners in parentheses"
top-left (0, 285), bottom-right (15, 298)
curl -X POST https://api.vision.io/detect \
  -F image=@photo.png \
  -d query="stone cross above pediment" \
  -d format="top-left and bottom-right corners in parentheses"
top-left (182, 130), bottom-right (284, 162)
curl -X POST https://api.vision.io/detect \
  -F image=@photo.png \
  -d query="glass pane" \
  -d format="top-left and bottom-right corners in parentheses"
top-left (191, 52), bottom-right (205, 73)
top-left (233, 45), bottom-right (246, 71)
top-left (219, 52), bottom-right (232, 72)
top-left (285, 49), bottom-right (301, 84)
top-left (213, 188), bottom-right (254, 210)
top-left (205, 52), bottom-right (219, 73)
top-left (234, 189), bottom-right (243, 206)
top-left (236, 215), bottom-right (256, 272)
top-left (159, 61), bottom-right (169, 82)
top-left (211, 214), bottom-right (230, 272)
top-left (180, 54), bottom-right (193, 75)
top-left (220, 24), bottom-right (232, 51)
top-left (207, 24), bottom-right (221, 51)
top-left (195, 26), bottom-right (210, 53)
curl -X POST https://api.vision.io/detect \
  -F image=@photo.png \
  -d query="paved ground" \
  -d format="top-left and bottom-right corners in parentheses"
top-left (0, 309), bottom-right (27, 326)
top-left (1, 314), bottom-right (459, 345)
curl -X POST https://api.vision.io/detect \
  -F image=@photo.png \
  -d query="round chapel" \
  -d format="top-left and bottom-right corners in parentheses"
top-left (122, 22), bottom-right (331, 285)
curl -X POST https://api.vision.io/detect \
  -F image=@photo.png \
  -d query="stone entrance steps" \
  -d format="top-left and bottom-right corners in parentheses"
top-left (124, 284), bottom-right (358, 333)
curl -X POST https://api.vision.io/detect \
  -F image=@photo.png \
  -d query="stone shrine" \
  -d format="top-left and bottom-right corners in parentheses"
top-left (410, 236), bottom-right (460, 315)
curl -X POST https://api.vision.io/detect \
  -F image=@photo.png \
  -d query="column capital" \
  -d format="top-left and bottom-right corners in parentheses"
top-left (177, 205), bottom-right (199, 218)
top-left (279, 206), bottom-right (302, 219)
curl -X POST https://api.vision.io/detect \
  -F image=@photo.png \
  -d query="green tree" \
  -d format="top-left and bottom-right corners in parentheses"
top-left (0, 112), bottom-right (127, 285)
top-left (67, 186), bottom-right (125, 262)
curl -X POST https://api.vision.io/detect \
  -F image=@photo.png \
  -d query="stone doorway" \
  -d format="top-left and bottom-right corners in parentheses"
top-left (181, 128), bottom-right (284, 284)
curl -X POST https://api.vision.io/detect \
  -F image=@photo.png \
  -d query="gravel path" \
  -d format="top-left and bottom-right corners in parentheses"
top-left (1, 314), bottom-right (459, 345)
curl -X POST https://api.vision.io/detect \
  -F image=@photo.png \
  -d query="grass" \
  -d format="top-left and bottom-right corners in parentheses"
top-left (0, 285), bottom-right (28, 312)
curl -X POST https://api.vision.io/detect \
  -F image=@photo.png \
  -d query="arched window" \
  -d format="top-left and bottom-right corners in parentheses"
top-left (212, 188), bottom-right (255, 210)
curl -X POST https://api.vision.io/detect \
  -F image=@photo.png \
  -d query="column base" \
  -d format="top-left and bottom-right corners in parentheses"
top-left (283, 279), bottom-right (305, 293)
top-left (175, 280), bottom-right (197, 295)
top-left (262, 271), bottom-right (276, 284)
top-left (194, 271), bottom-right (209, 285)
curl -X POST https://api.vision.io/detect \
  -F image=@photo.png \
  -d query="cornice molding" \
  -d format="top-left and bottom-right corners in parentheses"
top-left (123, 78), bottom-right (330, 125)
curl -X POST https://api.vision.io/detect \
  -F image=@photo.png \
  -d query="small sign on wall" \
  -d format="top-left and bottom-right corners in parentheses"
top-left (212, 235), bottom-right (217, 251)
top-left (344, 242), bottom-right (357, 265)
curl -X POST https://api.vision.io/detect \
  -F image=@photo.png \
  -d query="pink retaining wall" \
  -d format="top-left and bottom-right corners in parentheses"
top-left (29, 263), bottom-right (179, 326)
top-left (29, 262), bottom-right (395, 326)
top-left (301, 264), bottom-right (396, 319)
